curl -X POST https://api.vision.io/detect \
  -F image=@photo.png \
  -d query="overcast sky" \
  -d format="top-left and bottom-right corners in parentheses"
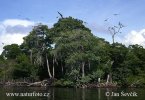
top-left (0, 0), bottom-right (145, 53)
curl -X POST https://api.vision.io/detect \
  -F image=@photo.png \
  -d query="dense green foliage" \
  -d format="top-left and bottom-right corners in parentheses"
top-left (0, 17), bottom-right (145, 87)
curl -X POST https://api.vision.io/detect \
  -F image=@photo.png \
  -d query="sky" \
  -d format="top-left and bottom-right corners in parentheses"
top-left (0, 0), bottom-right (145, 53)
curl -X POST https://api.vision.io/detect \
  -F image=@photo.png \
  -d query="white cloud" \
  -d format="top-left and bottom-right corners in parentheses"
top-left (0, 33), bottom-right (26, 54)
top-left (0, 19), bottom-right (35, 54)
top-left (3, 19), bottom-right (34, 27)
top-left (124, 29), bottom-right (145, 47)
top-left (5, 25), bottom-right (32, 34)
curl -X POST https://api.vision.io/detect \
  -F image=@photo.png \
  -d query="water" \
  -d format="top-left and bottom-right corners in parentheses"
top-left (0, 87), bottom-right (144, 100)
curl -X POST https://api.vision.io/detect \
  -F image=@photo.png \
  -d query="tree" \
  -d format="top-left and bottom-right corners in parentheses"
top-left (108, 22), bottom-right (125, 44)
top-left (2, 44), bottom-right (21, 59)
top-left (109, 43), bottom-right (128, 84)
top-left (51, 17), bottom-right (92, 77)
top-left (22, 24), bottom-right (53, 78)
top-left (54, 29), bottom-right (100, 78)
top-left (13, 54), bottom-right (34, 79)
top-left (51, 16), bottom-right (91, 37)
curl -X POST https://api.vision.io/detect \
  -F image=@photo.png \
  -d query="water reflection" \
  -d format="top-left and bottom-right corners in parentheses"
top-left (82, 88), bottom-right (85, 100)
top-left (0, 87), bottom-right (144, 100)
top-left (98, 88), bottom-right (100, 100)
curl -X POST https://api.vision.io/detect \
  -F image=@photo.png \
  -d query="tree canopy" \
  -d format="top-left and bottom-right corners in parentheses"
top-left (0, 16), bottom-right (145, 87)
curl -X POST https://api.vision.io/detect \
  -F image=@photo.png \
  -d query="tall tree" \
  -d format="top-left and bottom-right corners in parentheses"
top-left (22, 24), bottom-right (53, 78)
top-left (51, 17), bottom-right (91, 76)
top-left (54, 29), bottom-right (100, 77)
top-left (108, 22), bottom-right (125, 44)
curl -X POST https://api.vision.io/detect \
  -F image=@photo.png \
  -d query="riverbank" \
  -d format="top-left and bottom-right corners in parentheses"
top-left (0, 79), bottom-right (54, 87)
top-left (0, 80), bottom-right (130, 88)
top-left (0, 79), bottom-right (144, 88)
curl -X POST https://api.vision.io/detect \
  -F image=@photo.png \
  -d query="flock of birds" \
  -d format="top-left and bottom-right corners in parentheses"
top-left (17, 11), bottom-right (64, 21)
top-left (104, 13), bottom-right (126, 30)
top-left (104, 13), bottom-right (119, 22)
top-left (1, 12), bottom-right (125, 45)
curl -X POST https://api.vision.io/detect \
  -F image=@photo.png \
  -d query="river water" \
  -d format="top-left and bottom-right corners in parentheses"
top-left (0, 87), bottom-right (144, 100)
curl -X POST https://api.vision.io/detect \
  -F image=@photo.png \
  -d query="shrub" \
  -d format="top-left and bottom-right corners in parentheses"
top-left (79, 76), bottom-right (92, 84)
top-left (54, 79), bottom-right (74, 87)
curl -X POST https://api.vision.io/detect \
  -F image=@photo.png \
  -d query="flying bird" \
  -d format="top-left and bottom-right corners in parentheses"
top-left (113, 14), bottom-right (119, 16)
top-left (104, 18), bottom-right (109, 21)
top-left (57, 11), bottom-right (64, 18)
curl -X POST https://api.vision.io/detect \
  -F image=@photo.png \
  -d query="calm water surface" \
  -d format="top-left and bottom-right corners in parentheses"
top-left (0, 87), bottom-right (144, 100)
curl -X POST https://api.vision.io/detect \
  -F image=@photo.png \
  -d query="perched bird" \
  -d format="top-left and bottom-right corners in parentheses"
top-left (118, 22), bottom-right (125, 28)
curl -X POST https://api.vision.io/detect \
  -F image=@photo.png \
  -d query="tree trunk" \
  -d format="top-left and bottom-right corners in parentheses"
top-left (88, 61), bottom-right (90, 71)
top-left (82, 62), bottom-right (85, 77)
top-left (112, 34), bottom-right (115, 44)
top-left (109, 73), bottom-right (112, 83)
top-left (106, 73), bottom-right (112, 84)
top-left (52, 57), bottom-right (55, 78)
top-left (106, 74), bottom-right (109, 84)
top-left (46, 54), bottom-right (52, 78)
top-left (98, 78), bottom-right (100, 83)
top-left (30, 49), bottom-right (33, 64)
top-left (61, 61), bottom-right (63, 75)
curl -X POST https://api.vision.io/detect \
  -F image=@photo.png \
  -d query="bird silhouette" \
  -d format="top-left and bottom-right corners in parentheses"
top-left (104, 18), bottom-right (109, 21)
top-left (57, 11), bottom-right (64, 18)
top-left (113, 14), bottom-right (119, 16)
top-left (118, 22), bottom-right (125, 28)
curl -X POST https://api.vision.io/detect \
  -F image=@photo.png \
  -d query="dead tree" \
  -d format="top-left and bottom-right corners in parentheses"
top-left (108, 22), bottom-right (125, 44)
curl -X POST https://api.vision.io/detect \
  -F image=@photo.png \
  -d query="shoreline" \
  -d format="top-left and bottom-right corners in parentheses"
top-left (0, 80), bottom-right (143, 88)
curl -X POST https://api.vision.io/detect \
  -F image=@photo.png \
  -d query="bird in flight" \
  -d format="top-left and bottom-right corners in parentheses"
top-left (57, 11), bottom-right (64, 18)
top-left (113, 14), bottom-right (119, 16)
top-left (104, 18), bottom-right (109, 21)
